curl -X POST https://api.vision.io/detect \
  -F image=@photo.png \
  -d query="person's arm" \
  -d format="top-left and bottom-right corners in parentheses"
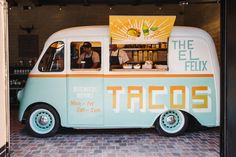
top-left (120, 50), bottom-right (129, 64)
top-left (77, 54), bottom-right (84, 68)
top-left (92, 52), bottom-right (100, 68)
top-left (91, 62), bottom-right (99, 68)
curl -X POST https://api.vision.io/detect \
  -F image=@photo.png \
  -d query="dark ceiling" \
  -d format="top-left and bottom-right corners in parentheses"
top-left (7, 0), bottom-right (220, 7)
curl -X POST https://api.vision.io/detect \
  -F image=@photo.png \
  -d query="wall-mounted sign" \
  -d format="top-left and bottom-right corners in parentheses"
top-left (109, 15), bottom-right (176, 44)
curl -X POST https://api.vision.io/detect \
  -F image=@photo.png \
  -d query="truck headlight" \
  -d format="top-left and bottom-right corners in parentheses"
top-left (17, 89), bottom-right (24, 101)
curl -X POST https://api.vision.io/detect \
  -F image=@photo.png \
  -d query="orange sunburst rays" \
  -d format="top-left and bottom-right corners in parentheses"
top-left (110, 22), bottom-right (128, 41)
top-left (111, 18), bottom-right (142, 41)
top-left (110, 16), bottom-right (175, 43)
top-left (147, 18), bottom-right (174, 42)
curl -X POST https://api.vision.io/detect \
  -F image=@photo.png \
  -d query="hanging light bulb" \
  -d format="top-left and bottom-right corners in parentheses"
top-left (179, 1), bottom-right (189, 6)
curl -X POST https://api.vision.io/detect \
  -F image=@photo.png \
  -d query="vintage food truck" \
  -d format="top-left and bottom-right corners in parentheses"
top-left (17, 23), bottom-right (220, 137)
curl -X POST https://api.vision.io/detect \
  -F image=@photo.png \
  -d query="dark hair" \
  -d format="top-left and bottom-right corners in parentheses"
top-left (82, 42), bottom-right (92, 48)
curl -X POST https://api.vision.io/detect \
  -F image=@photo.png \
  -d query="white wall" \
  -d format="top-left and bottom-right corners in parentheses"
top-left (0, 0), bottom-right (9, 154)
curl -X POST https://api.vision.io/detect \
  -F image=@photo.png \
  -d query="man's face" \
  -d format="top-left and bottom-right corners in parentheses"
top-left (83, 47), bottom-right (91, 54)
top-left (110, 44), bottom-right (117, 51)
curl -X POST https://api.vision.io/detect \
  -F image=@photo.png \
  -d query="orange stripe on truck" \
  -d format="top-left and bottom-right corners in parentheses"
top-left (29, 74), bottom-right (67, 78)
top-left (29, 73), bottom-right (214, 78)
top-left (103, 74), bottom-right (214, 78)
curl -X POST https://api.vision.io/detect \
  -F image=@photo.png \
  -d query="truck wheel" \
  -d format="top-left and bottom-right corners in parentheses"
top-left (155, 110), bottom-right (189, 136)
top-left (26, 104), bottom-right (60, 137)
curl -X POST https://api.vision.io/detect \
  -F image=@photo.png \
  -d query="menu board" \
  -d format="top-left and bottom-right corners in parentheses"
top-left (109, 16), bottom-right (176, 44)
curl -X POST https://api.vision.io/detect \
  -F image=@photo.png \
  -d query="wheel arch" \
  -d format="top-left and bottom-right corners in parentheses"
top-left (153, 109), bottom-right (190, 136)
top-left (22, 102), bottom-right (61, 125)
top-left (153, 109), bottom-right (199, 126)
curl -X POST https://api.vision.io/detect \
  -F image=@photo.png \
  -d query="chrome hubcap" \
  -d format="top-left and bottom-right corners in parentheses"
top-left (166, 115), bottom-right (176, 125)
top-left (39, 115), bottom-right (49, 125)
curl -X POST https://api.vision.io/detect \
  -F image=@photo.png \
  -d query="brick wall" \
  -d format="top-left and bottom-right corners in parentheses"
top-left (184, 4), bottom-right (221, 61)
top-left (8, 4), bottom-right (184, 64)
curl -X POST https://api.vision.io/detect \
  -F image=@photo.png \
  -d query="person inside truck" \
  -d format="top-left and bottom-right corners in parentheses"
top-left (77, 42), bottom-right (100, 68)
top-left (110, 44), bottom-right (129, 69)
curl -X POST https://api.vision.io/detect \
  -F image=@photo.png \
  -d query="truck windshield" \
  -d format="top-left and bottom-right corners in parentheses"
top-left (38, 41), bottom-right (64, 72)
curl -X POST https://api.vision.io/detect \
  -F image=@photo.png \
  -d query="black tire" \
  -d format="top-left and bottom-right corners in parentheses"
top-left (155, 110), bottom-right (189, 137)
top-left (26, 104), bottom-right (60, 137)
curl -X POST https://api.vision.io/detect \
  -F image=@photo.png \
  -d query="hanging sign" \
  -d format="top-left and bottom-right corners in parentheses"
top-left (109, 15), bottom-right (176, 44)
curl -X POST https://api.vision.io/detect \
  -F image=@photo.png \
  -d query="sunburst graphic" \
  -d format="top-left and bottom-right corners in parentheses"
top-left (110, 16), bottom-right (176, 44)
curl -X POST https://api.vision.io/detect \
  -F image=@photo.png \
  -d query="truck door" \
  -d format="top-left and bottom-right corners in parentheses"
top-left (67, 39), bottom-right (104, 126)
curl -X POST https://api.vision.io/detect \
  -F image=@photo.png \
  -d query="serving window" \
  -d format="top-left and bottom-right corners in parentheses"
top-left (109, 43), bottom-right (168, 72)
top-left (70, 41), bottom-right (101, 71)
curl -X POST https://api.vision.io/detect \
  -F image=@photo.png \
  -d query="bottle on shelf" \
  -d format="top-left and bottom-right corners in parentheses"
top-left (147, 44), bottom-right (152, 48)
top-left (153, 51), bottom-right (158, 62)
top-left (133, 51), bottom-right (138, 62)
top-left (138, 51), bottom-right (143, 62)
top-left (151, 44), bottom-right (156, 48)
top-left (143, 51), bottom-right (148, 61)
top-left (148, 51), bottom-right (153, 61)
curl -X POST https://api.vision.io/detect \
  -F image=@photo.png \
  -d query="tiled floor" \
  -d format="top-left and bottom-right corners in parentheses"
top-left (10, 108), bottom-right (220, 157)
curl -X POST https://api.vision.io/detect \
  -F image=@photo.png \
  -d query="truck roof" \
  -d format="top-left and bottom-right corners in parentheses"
top-left (48, 25), bottom-right (212, 40)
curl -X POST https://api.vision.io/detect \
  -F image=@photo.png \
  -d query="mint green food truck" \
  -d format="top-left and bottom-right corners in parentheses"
top-left (17, 24), bottom-right (220, 137)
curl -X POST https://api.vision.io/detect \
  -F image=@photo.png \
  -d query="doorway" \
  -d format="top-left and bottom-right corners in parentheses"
top-left (5, 0), bottom-right (224, 156)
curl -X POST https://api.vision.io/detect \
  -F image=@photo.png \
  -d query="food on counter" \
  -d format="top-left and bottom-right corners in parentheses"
top-left (127, 28), bottom-right (141, 37)
top-left (133, 64), bottom-right (141, 69)
top-left (123, 63), bottom-right (132, 69)
top-left (142, 60), bottom-right (153, 69)
top-left (155, 64), bottom-right (168, 71)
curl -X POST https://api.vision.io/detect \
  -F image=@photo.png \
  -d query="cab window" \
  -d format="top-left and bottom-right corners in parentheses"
top-left (70, 41), bottom-right (101, 70)
top-left (38, 41), bottom-right (64, 72)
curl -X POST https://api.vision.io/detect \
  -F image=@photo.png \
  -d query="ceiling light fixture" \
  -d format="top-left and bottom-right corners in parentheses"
top-left (179, 1), bottom-right (189, 6)
top-left (23, 6), bottom-right (32, 10)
